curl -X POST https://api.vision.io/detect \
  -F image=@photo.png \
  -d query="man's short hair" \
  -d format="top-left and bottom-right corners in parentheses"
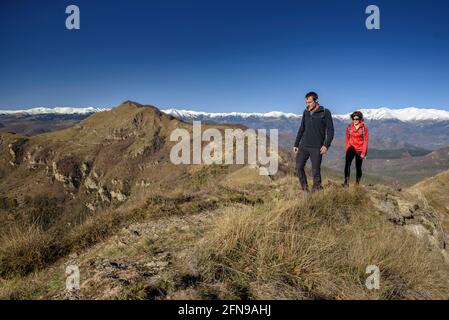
top-left (305, 91), bottom-right (318, 101)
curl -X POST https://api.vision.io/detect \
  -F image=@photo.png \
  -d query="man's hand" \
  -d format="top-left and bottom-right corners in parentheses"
top-left (293, 147), bottom-right (299, 154)
top-left (320, 146), bottom-right (328, 154)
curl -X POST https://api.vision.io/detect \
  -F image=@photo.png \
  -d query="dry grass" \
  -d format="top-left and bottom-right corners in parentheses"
top-left (0, 203), bottom-right (147, 279)
top-left (2, 166), bottom-right (449, 300)
top-left (197, 183), bottom-right (449, 300)
top-left (0, 224), bottom-right (52, 277)
top-left (0, 166), bottom-right (269, 280)
top-left (414, 170), bottom-right (449, 232)
top-left (0, 206), bottom-right (160, 279)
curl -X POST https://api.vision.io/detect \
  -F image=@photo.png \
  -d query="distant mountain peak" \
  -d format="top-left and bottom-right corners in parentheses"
top-left (120, 100), bottom-right (157, 109)
top-left (117, 100), bottom-right (161, 112)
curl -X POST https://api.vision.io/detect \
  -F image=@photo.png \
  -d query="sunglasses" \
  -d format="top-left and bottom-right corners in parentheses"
top-left (353, 117), bottom-right (360, 120)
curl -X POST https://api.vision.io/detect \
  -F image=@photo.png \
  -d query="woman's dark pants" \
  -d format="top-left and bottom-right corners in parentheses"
top-left (344, 147), bottom-right (364, 184)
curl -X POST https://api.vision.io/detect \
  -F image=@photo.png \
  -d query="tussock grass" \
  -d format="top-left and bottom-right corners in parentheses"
top-left (197, 185), bottom-right (449, 300)
top-left (0, 170), bottom-right (266, 279)
top-left (0, 224), bottom-right (52, 277)
top-left (0, 204), bottom-right (147, 279)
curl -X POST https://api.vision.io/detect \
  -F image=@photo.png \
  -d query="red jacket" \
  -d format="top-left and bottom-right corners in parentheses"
top-left (345, 122), bottom-right (369, 157)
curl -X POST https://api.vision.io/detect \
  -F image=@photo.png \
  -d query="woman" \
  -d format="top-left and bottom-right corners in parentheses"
top-left (343, 111), bottom-right (369, 186)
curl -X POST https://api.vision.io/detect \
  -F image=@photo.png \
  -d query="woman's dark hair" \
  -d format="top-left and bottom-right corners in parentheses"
top-left (350, 111), bottom-right (364, 120)
top-left (305, 91), bottom-right (318, 101)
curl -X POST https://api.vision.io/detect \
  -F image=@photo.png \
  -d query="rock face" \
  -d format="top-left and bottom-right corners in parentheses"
top-left (8, 138), bottom-right (28, 166)
top-left (84, 176), bottom-right (99, 191)
top-left (110, 190), bottom-right (127, 202)
top-left (368, 184), bottom-right (449, 264)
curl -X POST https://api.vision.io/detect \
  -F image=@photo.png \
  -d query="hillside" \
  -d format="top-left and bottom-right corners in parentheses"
top-left (0, 101), bottom-right (290, 283)
top-left (1, 178), bottom-right (449, 299)
top-left (1, 164), bottom-right (449, 298)
top-left (413, 170), bottom-right (449, 231)
top-left (362, 147), bottom-right (449, 185)
top-left (1, 103), bottom-right (449, 300)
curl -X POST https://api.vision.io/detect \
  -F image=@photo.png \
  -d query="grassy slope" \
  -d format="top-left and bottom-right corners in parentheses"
top-left (197, 176), bottom-right (449, 300)
top-left (413, 170), bottom-right (449, 231)
top-left (1, 172), bottom-right (449, 300)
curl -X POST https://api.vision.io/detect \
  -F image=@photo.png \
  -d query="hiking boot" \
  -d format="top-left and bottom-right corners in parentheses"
top-left (342, 178), bottom-right (349, 188)
top-left (311, 185), bottom-right (323, 193)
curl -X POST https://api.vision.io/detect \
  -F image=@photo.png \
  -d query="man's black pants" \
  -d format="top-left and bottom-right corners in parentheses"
top-left (296, 146), bottom-right (323, 191)
top-left (344, 147), bottom-right (364, 183)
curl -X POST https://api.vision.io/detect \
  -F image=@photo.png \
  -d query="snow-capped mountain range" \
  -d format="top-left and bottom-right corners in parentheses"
top-left (0, 107), bottom-right (108, 115)
top-left (162, 107), bottom-right (449, 122)
top-left (1, 106), bottom-right (449, 122)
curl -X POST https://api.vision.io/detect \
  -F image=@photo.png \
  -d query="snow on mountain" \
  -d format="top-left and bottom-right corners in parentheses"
top-left (161, 109), bottom-right (299, 119)
top-left (1, 106), bottom-right (449, 122)
top-left (335, 107), bottom-right (449, 122)
top-left (162, 107), bottom-right (449, 122)
top-left (0, 107), bottom-right (109, 115)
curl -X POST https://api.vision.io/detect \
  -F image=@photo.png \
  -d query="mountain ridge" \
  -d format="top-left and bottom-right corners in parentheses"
top-left (2, 106), bottom-right (449, 122)
top-left (162, 107), bottom-right (449, 122)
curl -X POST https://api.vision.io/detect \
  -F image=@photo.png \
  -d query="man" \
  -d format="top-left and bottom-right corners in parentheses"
top-left (293, 92), bottom-right (334, 193)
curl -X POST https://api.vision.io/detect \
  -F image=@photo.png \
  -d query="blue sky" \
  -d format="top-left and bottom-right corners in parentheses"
top-left (1, 0), bottom-right (448, 113)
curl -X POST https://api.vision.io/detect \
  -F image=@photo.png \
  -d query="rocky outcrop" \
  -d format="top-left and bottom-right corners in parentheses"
top-left (84, 174), bottom-right (130, 204)
top-left (25, 147), bottom-right (48, 169)
top-left (8, 138), bottom-right (28, 166)
top-left (84, 176), bottom-right (100, 191)
top-left (368, 185), bottom-right (449, 264)
top-left (50, 156), bottom-right (92, 191)
top-left (110, 190), bottom-right (127, 202)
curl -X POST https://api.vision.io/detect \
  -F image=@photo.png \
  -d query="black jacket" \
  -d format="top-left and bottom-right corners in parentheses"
top-left (294, 106), bottom-right (335, 149)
